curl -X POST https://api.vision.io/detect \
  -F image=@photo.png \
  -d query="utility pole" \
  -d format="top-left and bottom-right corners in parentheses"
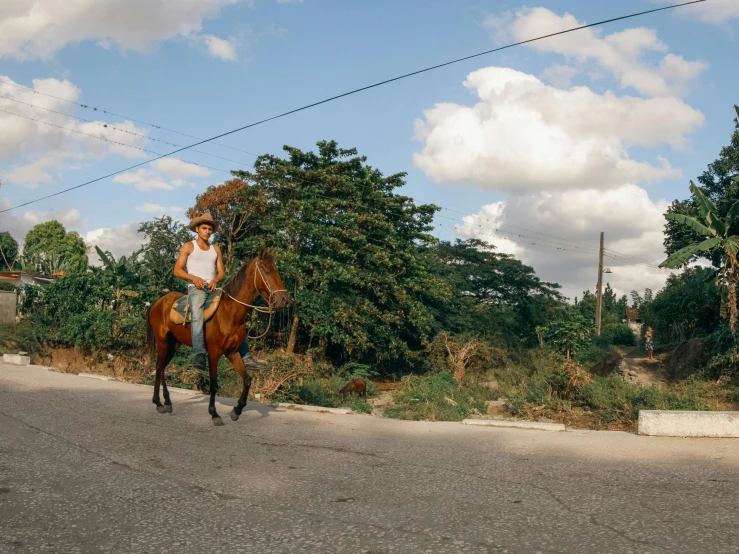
top-left (595, 231), bottom-right (604, 336)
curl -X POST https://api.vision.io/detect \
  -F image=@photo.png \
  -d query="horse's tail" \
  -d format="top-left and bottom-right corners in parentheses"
top-left (145, 302), bottom-right (156, 368)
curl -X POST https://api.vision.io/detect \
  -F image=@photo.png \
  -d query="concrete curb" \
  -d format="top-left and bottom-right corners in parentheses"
top-left (638, 410), bottom-right (739, 438)
top-left (78, 373), bottom-right (117, 382)
top-left (462, 419), bottom-right (566, 432)
top-left (276, 403), bottom-right (353, 415)
top-left (3, 354), bottom-right (30, 365)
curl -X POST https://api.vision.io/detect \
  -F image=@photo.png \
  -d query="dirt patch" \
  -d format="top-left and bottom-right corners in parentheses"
top-left (34, 347), bottom-right (149, 383)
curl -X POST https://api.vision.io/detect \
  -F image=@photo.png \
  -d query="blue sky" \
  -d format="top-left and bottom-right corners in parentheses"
top-left (0, 0), bottom-right (737, 299)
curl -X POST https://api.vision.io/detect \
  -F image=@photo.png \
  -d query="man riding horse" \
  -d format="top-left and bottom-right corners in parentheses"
top-left (173, 212), bottom-right (266, 373)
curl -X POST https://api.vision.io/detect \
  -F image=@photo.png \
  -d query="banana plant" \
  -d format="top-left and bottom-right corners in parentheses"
top-left (661, 179), bottom-right (739, 332)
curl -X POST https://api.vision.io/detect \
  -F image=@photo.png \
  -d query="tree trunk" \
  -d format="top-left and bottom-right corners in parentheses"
top-left (286, 307), bottom-right (299, 355)
top-left (566, 348), bottom-right (571, 361)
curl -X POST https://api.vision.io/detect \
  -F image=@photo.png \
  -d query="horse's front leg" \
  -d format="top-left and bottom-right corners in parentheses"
top-left (226, 352), bottom-right (252, 421)
top-left (208, 350), bottom-right (224, 426)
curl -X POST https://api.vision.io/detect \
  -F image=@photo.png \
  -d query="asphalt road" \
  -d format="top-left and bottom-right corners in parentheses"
top-left (2, 363), bottom-right (739, 554)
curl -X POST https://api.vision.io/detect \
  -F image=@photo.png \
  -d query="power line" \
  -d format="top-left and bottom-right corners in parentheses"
top-left (0, 78), bottom-right (260, 158)
top-left (0, 108), bottom-right (231, 174)
top-left (439, 206), bottom-right (663, 266)
top-left (0, 96), bottom-right (253, 167)
top-left (0, 0), bottom-right (704, 214)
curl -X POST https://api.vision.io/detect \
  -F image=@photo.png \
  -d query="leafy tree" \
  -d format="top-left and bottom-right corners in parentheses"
top-left (536, 306), bottom-right (591, 361)
top-left (664, 106), bottom-right (739, 263)
top-left (138, 216), bottom-right (191, 293)
top-left (641, 267), bottom-right (722, 344)
top-left (660, 181), bottom-right (739, 332)
top-left (0, 231), bottom-right (18, 270)
top-left (230, 140), bottom-right (447, 364)
top-left (22, 221), bottom-right (88, 275)
top-left (187, 178), bottom-right (268, 274)
top-left (423, 238), bottom-right (561, 345)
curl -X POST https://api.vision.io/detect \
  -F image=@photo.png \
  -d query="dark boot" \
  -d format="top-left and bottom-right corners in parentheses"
top-left (194, 353), bottom-right (207, 372)
top-left (242, 354), bottom-right (267, 371)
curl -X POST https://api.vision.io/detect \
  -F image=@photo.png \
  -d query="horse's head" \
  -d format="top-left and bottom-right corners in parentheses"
top-left (255, 246), bottom-right (289, 310)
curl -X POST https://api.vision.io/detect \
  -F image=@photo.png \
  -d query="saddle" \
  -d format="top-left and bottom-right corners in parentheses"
top-left (169, 289), bottom-right (223, 325)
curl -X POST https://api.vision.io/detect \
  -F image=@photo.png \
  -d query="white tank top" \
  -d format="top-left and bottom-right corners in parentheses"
top-left (186, 240), bottom-right (217, 282)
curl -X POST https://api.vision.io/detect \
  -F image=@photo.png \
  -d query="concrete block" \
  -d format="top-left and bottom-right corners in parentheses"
top-left (638, 410), bottom-right (739, 438)
top-left (462, 419), bottom-right (566, 432)
top-left (3, 354), bottom-right (30, 366)
top-left (276, 403), bottom-right (352, 415)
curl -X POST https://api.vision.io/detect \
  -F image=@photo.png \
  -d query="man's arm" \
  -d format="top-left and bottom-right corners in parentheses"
top-left (174, 242), bottom-right (206, 289)
top-left (208, 245), bottom-right (226, 291)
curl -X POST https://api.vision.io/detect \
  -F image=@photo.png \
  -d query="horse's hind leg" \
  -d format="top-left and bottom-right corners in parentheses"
top-left (160, 338), bottom-right (180, 411)
top-left (226, 352), bottom-right (251, 422)
top-left (153, 336), bottom-right (177, 414)
top-left (207, 350), bottom-right (224, 426)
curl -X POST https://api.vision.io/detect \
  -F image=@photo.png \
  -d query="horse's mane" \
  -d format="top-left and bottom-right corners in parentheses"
top-left (223, 252), bottom-right (274, 297)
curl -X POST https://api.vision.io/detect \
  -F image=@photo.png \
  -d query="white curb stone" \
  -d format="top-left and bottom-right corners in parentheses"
top-left (276, 403), bottom-right (352, 415)
top-left (462, 419), bottom-right (566, 432)
top-left (3, 354), bottom-right (30, 365)
top-left (78, 373), bottom-right (117, 382)
top-left (638, 410), bottom-right (739, 438)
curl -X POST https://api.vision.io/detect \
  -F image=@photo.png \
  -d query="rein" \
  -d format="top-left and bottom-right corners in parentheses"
top-left (219, 260), bottom-right (287, 339)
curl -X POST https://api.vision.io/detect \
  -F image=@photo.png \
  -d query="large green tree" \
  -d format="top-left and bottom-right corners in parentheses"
top-left (138, 216), bottom-right (192, 293)
top-left (423, 238), bottom-right (562, 345)
top-left (664, 106), bottom-right (739, 264)
top-left (0, 231), bottom-right (19, 270)
top-left (227, 140), bottom-right (448, 364)
top-left (22, 221), bottom-right (88, 275)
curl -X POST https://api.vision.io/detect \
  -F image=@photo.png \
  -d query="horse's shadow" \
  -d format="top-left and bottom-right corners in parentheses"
top-left (184, 392), bottom-right (283, 420)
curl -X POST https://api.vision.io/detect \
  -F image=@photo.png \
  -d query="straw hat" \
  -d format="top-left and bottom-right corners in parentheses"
top-left (188, 212), bottom-right (220, 232)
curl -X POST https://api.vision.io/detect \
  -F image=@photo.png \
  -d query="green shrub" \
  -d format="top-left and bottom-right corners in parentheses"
top-left (383, 372), bottom-right (492, 421)
top-left (604, 323), bottom-right (637, 346)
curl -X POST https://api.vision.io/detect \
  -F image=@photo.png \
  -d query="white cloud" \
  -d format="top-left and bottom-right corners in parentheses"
top-left (113, 169), bottom-right (180, 191)
top-left (152, 158), bottom-right (210, 179)
top-left (664, 0), bottom-right (739, 23)
top-left (201, 34), bottom-right (238, 61)
top-left (0, 197), bottom-right (84, 245)
top-left (85, 223), bottom-right (147, 266)
top-left (114, 159), bottom-right (210, 191)
top-left (0, 0), bottom-right (246, 60)
top-left (452, 184), bottom-right (676, 300)
top-left (413, 67), bottom-right (703, 193)
top-left (540, 64), bottom-right (579, 88)
top-left (137, 203), bottom-right (184, 214)
top-left (0, 75), bottom-right (150, 187)
top-left (487, 7), bottom-right (707, 97)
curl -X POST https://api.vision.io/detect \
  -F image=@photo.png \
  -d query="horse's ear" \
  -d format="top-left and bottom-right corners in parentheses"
top-left (270, 250), bottom-right (277, 260)
top-left (258, 245), bottom-right (267, 259)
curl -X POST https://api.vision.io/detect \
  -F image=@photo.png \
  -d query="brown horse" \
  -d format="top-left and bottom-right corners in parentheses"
top-left (145, 246), bottom-right (289, 425)
top-left (340, 378), bottom-right (367, 401)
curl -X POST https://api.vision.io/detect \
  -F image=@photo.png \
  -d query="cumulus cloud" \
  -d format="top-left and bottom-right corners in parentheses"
top-left (85, 224), bottom-right (147, 266)
top-left (663, 0), bottom-right (739, 23)
top-left (540, 64), bottom-right (579, 88)
top-left (413, 67), bottom-right (703, 192)
top-left (452, 184), bottom-right (675, 300)
top-left (137, 203), bottom-right (185, 215)
top-left (0, 0), bottom-right (245, 60)
top-left (113, 158), bottom-right (210, 191)
top-left (0, 197), bottom-right (84, 245)
top-left (485, 7), bottom-right (707, 97)
top-left (152, 158), bottom-right (210, 179)
top-left (201, 34), bottom-right (238, 61)
top-left (0, 75), bottom-right (150, 187)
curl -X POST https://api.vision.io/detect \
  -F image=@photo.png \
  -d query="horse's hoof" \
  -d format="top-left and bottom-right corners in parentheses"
top-left (229, 409), bottom-right (240, 421)
top-left (212, 417), bottom-right (225, 426)
top-left (156, 405), bottom-right (172, 414)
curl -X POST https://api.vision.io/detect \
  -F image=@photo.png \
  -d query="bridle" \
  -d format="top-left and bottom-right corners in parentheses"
top-left (219, 260), bottom-right (288, 339)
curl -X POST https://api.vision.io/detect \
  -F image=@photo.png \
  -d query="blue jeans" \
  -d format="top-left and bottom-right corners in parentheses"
top-left (188, 286), bottom-right (208, 357)
top-left (188, 286), bottom-right (251, 359)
